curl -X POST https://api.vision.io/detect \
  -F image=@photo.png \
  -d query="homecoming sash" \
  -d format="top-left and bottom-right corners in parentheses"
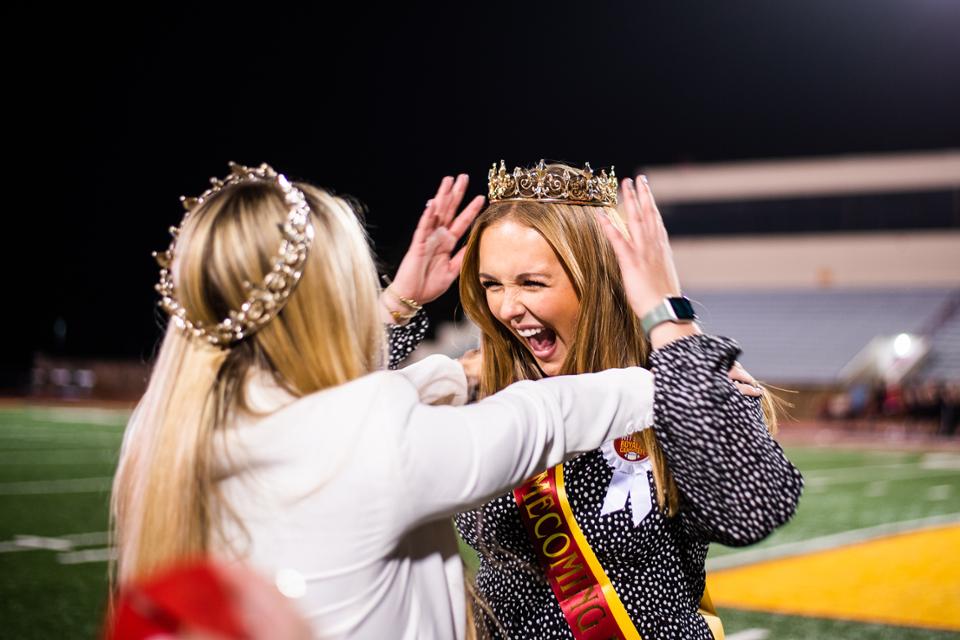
top-left (514, 464), bottom-right (638, 639)
top-left (514, 450), bottom-right (724, 639)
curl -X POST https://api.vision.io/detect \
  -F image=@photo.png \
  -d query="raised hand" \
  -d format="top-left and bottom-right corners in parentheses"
top-left (598, 177), bottom-right (763, 394)
top-left (388, 174), bottom-right (485, 307)
top-left (596, 175), bottom-right (699, 349)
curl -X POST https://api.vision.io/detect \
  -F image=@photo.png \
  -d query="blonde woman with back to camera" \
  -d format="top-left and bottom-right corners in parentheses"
top-left (109, 163), bottom-right (697, 640)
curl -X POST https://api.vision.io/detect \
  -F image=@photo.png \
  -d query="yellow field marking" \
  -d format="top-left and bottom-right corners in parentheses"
top-left (708, 524), bottom-right (960, 631)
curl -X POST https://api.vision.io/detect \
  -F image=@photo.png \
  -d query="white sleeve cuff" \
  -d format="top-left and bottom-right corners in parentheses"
top-left (395, 354), bottom-right (469, 406)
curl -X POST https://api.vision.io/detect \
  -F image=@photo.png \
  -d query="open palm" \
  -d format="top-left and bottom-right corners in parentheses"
top-left (597, 176), bottom-right (681, 319)
top-left (390, 174), bottom-right (485, 304)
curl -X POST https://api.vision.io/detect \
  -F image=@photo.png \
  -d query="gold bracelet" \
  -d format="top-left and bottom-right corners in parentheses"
top-left (389, 308), bottom-right (417, 324)
top-left (381, 293), bottom-right (417, 324)
top-left (386, 287), bottom-right (423, 311)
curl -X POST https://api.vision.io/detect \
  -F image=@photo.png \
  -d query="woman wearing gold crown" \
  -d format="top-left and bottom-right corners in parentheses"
top-left (453, 161), bottom-right (803, 639)
top-left (110, 163), bottom-right (715, 640)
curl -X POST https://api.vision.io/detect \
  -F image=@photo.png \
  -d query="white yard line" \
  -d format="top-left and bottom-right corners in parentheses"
top-left (0, 433), bottom-right (123, 451)
top-left (0, 449), bottom-right (117, 464)
top-left (25, 407), bottom-right (130, 425)
top-left (0, 531), bottom-right (109, 554)
top-left (0, 420), bottom-right (123, 430)
top-left (61, 531), bottom-right (110, 546)
top-left (726, 630), bottom-right (770, 640)
top-left (922, 453), bottom-right (960, 469)
top-left (0, 537), bottom-right (73, 553)
top-left (706, 512), bottom-right (960, 572)
top-left (0, 429), bottom-right (119, 437)
top-left (0, 460), bottom-right (115, 466)
top-left (58, 547), bottom-right (116, 564)
top-left (927, 485), bottom-right (953, 501)
top-left (0, 434), bottom-right (123, 448)
top-left (10, 535), bottom-right (74, 551)
top-left (863, 481), bottom-right (888, 498)
top-left (0, 422), bottom-right (124, 433)
top-left (804, 467), bottom-right (960, 488)
top-left (800, 462), bottom-right (918, 477)
top-left (791, 453), bottom-right (960, 478)
top-left (0, 476), bottom-right (113, 495)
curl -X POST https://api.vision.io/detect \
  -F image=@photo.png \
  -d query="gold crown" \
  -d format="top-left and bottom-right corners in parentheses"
top-left (488, 159), bottom-right (617, 207)
top-left (152, 162), bottom-right (315, 348)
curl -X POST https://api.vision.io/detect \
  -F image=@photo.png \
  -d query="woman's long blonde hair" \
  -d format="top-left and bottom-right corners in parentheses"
top-left (460, 173), bottom-right (778, 516)
top-left (111, 180), bottom-right (384, 583)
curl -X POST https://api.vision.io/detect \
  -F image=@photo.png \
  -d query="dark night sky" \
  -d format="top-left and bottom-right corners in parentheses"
top-left (6, 1), bottom-right (960, 387)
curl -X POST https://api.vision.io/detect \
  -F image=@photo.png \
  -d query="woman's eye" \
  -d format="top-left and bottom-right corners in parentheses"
top-left (481, 280), bottom-right (501, 290)
top-left (522, 280), bottom-right (545, 288)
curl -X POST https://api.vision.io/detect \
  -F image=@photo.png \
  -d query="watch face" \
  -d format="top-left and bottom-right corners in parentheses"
top-left (668, 297), bottom-right (696, 321)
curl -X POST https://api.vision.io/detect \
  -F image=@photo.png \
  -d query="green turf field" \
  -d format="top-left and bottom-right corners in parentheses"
top-left (709, 446), bottom-right (960, 561)
top-left (1, 407), bottom-right (958, 639)
top-left (0, 407), bottom-right (126, 639)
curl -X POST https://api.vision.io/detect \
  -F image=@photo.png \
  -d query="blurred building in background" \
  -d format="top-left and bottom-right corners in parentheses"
top-left (656, 150), bottom-right (960, 433)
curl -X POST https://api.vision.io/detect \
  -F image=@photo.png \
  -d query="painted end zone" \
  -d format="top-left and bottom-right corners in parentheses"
top-left (707, 524), bottom-right (960, 632)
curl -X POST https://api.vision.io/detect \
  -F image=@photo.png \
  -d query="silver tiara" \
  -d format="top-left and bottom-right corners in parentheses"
top-left (152, 162), bottom-right (315, 347)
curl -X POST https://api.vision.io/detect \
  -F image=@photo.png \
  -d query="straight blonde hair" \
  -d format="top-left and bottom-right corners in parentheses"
top-left (460, 179), bottom-right (778, 516)
top-left (111, 180), bottom-right (384, 584)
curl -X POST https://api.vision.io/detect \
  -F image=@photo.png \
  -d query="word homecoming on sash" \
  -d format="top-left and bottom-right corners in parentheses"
top-left (514, 468), bottom-right (636, 640)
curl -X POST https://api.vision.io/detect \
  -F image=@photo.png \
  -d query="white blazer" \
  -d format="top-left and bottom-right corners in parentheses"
top-left (214, 354), bottom-right (655, 639)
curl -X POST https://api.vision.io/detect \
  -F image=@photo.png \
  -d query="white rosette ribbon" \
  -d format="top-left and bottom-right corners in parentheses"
top-left (599, 439), bottom-right (654, 527)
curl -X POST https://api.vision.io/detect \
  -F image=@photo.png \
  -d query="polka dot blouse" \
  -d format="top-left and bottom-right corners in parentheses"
top-left (454, 334), bottom-right (804, 640)
top-left (387, 309), bottom-right (429, 370)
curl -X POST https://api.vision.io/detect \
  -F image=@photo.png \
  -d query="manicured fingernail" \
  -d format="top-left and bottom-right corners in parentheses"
top-left (640, 174), bottom-right (649, 185)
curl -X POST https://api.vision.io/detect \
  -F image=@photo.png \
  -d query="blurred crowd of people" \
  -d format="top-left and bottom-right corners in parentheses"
top-left (820, 380), bottom-right (960, 436)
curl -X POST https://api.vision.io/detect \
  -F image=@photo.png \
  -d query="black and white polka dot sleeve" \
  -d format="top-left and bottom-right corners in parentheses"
top-left (386, 309), bottom-right (429, 370)
top-left (649, 334), bottom-right (804, 547)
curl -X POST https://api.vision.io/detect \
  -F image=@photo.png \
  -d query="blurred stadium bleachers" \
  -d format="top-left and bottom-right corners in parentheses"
top-left (689, 287), bottom-right (960, 385)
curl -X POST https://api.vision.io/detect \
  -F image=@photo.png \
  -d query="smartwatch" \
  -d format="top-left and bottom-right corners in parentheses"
top-left (640, 296), bottom-right (697, 337)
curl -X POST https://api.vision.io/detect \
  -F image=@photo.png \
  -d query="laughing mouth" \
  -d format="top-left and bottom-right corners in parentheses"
top-left (516, 326), bottom-right (558, 357)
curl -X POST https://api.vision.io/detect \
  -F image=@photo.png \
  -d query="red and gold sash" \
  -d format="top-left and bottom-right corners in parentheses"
top-left (513, 453), bottom-right (724, 640)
